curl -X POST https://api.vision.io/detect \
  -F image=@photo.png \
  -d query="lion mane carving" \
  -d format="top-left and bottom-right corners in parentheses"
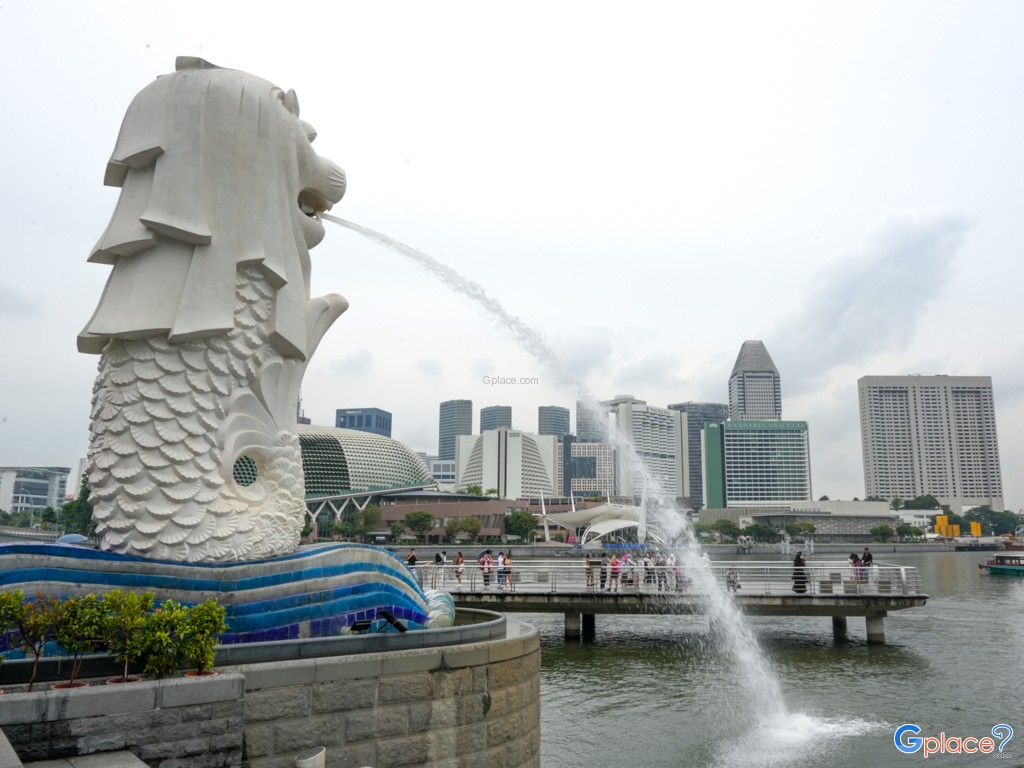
top-left (79, 57), bottom-right (347, 563)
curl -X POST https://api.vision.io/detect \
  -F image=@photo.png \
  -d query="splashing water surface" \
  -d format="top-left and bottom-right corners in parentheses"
top-left (325, 214), bottom-right (806, 737)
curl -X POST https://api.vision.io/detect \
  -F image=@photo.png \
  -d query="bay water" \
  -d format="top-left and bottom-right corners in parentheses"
top-left (530, 551), bottom-right (1022, 768)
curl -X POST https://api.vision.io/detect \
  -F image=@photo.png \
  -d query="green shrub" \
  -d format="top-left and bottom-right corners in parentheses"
top-left (180, 600), bottom-right (227, 676)
top-left (141, 600), bottom-right (188, 679)
top-left (53, 594), bottom-right (104, 686)
top-left (101, 590), bottom-right (155, 682)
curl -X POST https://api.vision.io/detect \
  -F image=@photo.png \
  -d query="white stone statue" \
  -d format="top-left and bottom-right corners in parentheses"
top-left (79, 57), bottom-right (347, 562)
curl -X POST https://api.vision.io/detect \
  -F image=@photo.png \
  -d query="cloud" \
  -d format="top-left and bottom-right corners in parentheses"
top-left (417, 359), bottom-right (444, 376)
top-left (327, 348), bottom-right (374, 377)
top-left (776, 210), bottom-right (973, 394)
top-left (0, 283), bottom-right (39, 317)
top-left (614, 354), bottom-right (686, 394)
top-left (553, 333), bottom-right (613, 381)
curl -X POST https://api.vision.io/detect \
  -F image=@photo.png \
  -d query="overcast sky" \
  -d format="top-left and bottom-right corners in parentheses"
top-left (2, 2), bottom-right (1022, 510)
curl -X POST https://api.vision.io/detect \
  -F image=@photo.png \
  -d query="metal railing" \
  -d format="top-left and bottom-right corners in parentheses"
top-left (408, 559), bottom-right (922, 596)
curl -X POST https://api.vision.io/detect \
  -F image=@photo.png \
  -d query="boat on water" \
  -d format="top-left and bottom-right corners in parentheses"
top-left (978, 551), bottom-right (1024, 575)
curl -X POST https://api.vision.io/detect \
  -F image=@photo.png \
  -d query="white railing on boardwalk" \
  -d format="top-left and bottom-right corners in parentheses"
top-left (406, 560), bottom-right (922, 597)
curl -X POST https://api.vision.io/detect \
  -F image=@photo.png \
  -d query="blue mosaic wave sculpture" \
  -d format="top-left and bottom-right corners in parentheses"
top-left (0, 542), bottom-right (452, 644)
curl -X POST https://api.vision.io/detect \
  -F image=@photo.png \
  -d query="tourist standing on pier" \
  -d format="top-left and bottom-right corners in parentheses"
top-left (792, 551), bottom-right (808, 593)
top-left (585, 553), bottom-right (595, 589)
top-left (479, 550), bottom-right (494, 587)
top-left (610, 554), bottom-right (621, 592)
top-left (862, 547), bottom-right (874, 582)
top-left (726, 566), bottom-right (740, 592)
top-left (656, 551), bottom-right (669, 591)
top-left (643, 552), bottom-right (654, 585)
top-left (849, 552), bottom-right (863, 582)
top-left (496, 551), bottom-right (507, 589)
top-left (454, 552), bottom-right (465, 585)
top-left (504, 551), bottom-right (514, 591)
top-left (600, 552), bottom-right (609, 591)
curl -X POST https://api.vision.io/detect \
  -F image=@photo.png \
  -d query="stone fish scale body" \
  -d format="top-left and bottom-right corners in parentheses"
top-left (88, 267), bottom-right (305, 562)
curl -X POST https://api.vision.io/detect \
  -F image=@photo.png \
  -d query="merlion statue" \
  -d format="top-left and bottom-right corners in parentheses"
top-left (79, 57), bottom-right (347, 562)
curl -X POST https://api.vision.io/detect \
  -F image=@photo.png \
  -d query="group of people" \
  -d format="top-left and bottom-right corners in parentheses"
top-left (406, 549), bottom-right (467, 586)
top-left (849, 547), bottom-right (873, 581)
top-left (791, 546), bottom-right (875, 592)
top-left (477, 549), bottom-right (515, 589)
top-left (584, 551), bottom-right (687, 592)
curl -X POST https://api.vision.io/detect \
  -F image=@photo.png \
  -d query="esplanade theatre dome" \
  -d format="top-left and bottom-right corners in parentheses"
top-left (297, 425), bottom-right (433, 497)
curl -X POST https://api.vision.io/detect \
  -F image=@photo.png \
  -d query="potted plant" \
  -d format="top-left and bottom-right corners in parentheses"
top-left (180, 600), bottom-right (227, 677)
top-left (53, 593), bottom-right (104, 688)
top-left (101, 590), bottom-right (154, 683)
top-left (0, 590), bottom-right (26, 694)
top-left (9, 592), bottom-right (59, 691)
top-left (140, 600), bottom-right (188, 679)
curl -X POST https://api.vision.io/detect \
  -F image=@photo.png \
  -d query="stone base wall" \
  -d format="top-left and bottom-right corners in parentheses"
top-left (0, 673), bottom-right (245, 767)
top-left (0, 619), bottom-right (540, 768)
top-left (238, 620), bottom-right (540, 768)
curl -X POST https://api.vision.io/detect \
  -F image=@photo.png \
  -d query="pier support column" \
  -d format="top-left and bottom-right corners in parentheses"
top-left (565, 612), bottom-right (581, 639)
top-left (582, 613), bottom-right (596, 641)
top-left (865, 615), bottom-right (885, 645)
top-left (831, 616), bottom-right (847, 641)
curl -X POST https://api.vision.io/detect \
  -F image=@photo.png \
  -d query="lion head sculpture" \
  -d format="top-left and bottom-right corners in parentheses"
top-left (79, 56), bottom-right (346, 360)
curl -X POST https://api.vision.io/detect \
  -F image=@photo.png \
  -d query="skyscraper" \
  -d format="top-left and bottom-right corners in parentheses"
top-left (438, 399), bottom-right (473, 461)
top-left (335, 407), bottom-right (392, 437)
top-left (576, 400), bottom-right (609, 442)
top-left (538, 405), bottom-right (570, 437)
top-left (667, 401), bottom-right (729, 508)
top-left (703, 421), bottom-right (812, 507)
top-left (858, 375), bottom-right (1004, 511)
top-left (729, 340), bottom-right (782, 420)
top-left (604, 395), bottom-right (683, 497)
top-left (480, 405), bottom-right (512, 432)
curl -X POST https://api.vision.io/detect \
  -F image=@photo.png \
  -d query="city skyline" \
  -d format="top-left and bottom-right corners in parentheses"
top-left (3, 4), bottom-right (1024, 512)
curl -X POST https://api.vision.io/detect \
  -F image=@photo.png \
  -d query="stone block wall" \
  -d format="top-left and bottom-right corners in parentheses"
top-left (0, 617), bottom-right (540, 768)
top-left (238, 620), bottom-right (541, 768)
top-left (0, 673), bottom-right (245, 767)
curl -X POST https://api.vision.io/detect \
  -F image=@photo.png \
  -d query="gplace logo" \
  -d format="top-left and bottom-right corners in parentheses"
top-left (894, 724), bottom-right (1014, 758)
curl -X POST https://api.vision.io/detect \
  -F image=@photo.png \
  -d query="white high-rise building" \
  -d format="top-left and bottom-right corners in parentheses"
top-left (604, 395), bottom-right (683, 498)
top-left (455, 429), bottom-right (558, 499)
top-left (858, 375), bottom-right (1004, 512)
top-left (729, 340), bottom-right (782, 420)
top-left (0, 467), bottom-right (72, 515)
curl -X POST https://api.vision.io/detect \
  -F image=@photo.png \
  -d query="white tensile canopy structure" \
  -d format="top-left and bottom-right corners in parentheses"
top-left (541, 502), bottom-right (666, 548)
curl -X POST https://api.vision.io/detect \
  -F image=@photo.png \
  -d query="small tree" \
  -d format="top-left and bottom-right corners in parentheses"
top-left (54, 594), bottom-right (104, 687)
top-left (0, 591), bottom-right (25, 683)
top-left (180, 600), bottom-right (228, 676)
top-left (742, 523), bottom-right (778, 542)
top-left (404, 510), bottom-right (437, 542)
top-left (505, 510), bottom-right (538, 541)
top-left (459, 516), bottom-right (482, 542)
top-left (710, 519), bottom-right (741, 541)
top-left (102, 590), bottom-right (155, 682)
top-left (870, 525), bottom-right (895, 543)
top-left (896, 523), bottom-right (924, 542)
top-left (141, 600), bottom-right (188, 679)
top-left (389, 522), bottom-right (407, 541)
top-left (10, 593), bottom-right (59, 691)
top-left (60, 474), bottom-right (94, 535)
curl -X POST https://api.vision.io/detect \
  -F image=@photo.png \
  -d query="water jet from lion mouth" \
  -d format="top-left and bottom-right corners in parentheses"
top-left (321, 211), bottom-right (790, 727)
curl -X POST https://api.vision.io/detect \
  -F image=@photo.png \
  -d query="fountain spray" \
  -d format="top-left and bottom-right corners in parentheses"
top-left (324, 213), bottom-right (787, 725)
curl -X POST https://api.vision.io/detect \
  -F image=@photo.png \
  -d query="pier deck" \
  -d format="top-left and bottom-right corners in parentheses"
top-left (416, 559), bottom-right (928, 644)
